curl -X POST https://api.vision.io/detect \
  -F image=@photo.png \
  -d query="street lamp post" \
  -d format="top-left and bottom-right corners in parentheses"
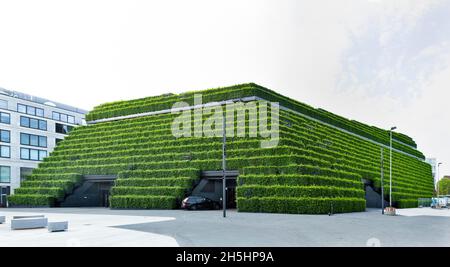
top-left (380, 148), bottom-right (385, 214)
top-left (222, 111), bottom-right (227, 218)
top-left (389, 126), bottom-right (397, 208)
top-left (437, 162), bottom-right (443, 197)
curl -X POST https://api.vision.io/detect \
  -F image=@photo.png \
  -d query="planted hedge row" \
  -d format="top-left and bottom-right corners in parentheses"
top-left (237, 197), bottom-right (366, 214)
top-left (111, 186), bottom-right (185, 197)
top-left (110, 195), bottom-right (177, 209)
top-left (13, 187), bottom-right (65, 199)
top-left (115, 177), bottom-right (197, 187)
top-left (118, 168), bottom-right (199, 179)
top-left (7, 194), bottom-right (55, 207)
top-left (236, 185), bottom-right (365, 199)
top-left (242, 164), bottom-right (361, 181)
top-left (237, 174), bottom-right (363, 189)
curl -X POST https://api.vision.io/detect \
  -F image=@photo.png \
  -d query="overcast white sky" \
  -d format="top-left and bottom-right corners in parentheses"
top-left (0, 0), bottom-right (449, 176)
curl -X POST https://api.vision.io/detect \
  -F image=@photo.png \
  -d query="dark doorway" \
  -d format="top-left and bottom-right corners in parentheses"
top-left (0, 186), bottom-right (10, 207)
top-left (59, 175), bottom-right (116, 207)
top-left (191, 171), bottom-right (238, 208)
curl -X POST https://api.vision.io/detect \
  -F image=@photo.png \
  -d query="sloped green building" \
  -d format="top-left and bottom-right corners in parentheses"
top-left (8, 83), bottom-right (434, 214)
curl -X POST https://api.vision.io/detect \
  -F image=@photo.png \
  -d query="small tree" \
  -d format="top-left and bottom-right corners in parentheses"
top-left (438, 178), bottom-right (450, 196)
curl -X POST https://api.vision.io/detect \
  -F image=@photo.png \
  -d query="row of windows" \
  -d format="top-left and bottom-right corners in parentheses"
top-left (1, 131), bottom-right (49, 147)
top-left (17, 104), bottom-right (45, 118)
top-left (1, 107), bottom-right (77, 131)
top-left (0, 166), bottom-right (10, 183)
top-left (20, 116), bottom-right (47, 131)
top-left (53, 112), bottom-right (75, 124)
top-left (20, 133), bottom-right (47, 148)
top-left (0, 145), bottom-right (51, 161)
top-left (20, 148), bottom-right (47, 161)
top-left (19, 116), bottom-right (74, 135)
top-left (1, 102), bottom-right (78, 126)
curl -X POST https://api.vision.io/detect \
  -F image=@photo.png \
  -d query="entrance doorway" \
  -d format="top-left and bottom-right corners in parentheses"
top-left (59, 175), bottom-right (116, 207)
top-left (191, 170), bottom-right (238, 209)
top-left (0, 186), bottom-right (10, 207)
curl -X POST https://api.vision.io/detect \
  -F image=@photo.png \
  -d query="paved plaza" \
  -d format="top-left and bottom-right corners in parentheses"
top-left (0, 207), bottom-right (449, 247)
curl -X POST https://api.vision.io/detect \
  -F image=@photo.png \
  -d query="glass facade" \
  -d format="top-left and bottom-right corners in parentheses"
top-left (20, 116), bottom-right (47, 131)
top-left (20, 147), bottom-right (47, 161)
top-left (53, 111), bottom-right (75, 124)
top-left (20, 133), bottom-right (47, 148)
top-left (17, 103), bottom-right (44, 118)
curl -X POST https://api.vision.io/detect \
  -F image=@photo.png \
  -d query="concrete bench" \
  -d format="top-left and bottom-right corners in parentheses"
top-left (48, 221), bottom-right (68, 232)
top-left (13, 215), bottom-right (45, 219)
top-left (11, 217), bottom-right (48, 230)
top-left (0, 216), bottom-right (5, 224)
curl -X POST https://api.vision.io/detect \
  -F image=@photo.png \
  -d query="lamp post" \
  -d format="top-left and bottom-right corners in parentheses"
top-left (437, 162), bottom-right (443, 197)
top-left (380, 148), bottom-right (385, 214)
top-left (389, 126), bottom-right (396, 208)
top-left (222, 111), bottom-right (227, 218)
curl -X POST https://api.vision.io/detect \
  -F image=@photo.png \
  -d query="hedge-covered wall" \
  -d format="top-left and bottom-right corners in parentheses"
top-left (8, 85), bottom-right (434, 214)
top-left (86, 83), bottom-right (419, 154)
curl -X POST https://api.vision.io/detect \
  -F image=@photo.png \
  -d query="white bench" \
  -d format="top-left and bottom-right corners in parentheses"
top-left (11, 217), bottom-right (48, 230)
top-left (13, 215), bottom-right (45, 219)
top-left (0, 216), bottom-right (5, 224)
top-left (48, 221), bottom-right (68, 232)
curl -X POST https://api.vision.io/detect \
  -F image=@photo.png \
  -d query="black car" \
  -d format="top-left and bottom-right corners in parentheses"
top-left (181, 196), bottom-right (220, 210)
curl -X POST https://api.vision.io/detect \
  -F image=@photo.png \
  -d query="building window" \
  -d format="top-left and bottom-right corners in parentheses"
top-left (0, 130), bottom-right (10, 143)
top-left (55, 138), bottom-right (63, 145)
top-left (0, 99), bottom-right (8, 110)
top-left (53, 111), bottom-right (75, 124)
top-left (0, 166), bottom-right (10, 183)
top-left (20, 116), bottom-right (47, 131)
top-left (36, 108), bottom-right (44, 117)
top-left (55, 123), bottom-right (73, 134)
top-left (0, 146), bottom-right (10, 158)
top-left (18, 104), bottom-right (26, 113)
top-left (0, 112), bottom-right (10, 124)
top-left (18, 104), bottom-right (44, 117)
top-left (20, 147), bottom-right (47, 161)
top-left (20, 133), bottom-right (47, 148)
top-left (20, 167), bottom-right (34, 182)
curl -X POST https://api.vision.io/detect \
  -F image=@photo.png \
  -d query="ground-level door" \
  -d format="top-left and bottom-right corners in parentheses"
top-left (59, 175), bottom-right (116, 207)
top-left (191, 170), bottom-right (238, 208)
top-left (0, 186), bottom-right (10, 207)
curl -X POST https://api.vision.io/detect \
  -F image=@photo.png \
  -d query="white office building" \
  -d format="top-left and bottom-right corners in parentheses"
top-left (0, 88), bottom-right (87, 206)
top-left (426, 158), bottom-right (437, 185)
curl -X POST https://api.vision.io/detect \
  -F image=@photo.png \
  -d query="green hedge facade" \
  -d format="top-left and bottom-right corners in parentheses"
top-left (8, 84), bottom-right (434, 214)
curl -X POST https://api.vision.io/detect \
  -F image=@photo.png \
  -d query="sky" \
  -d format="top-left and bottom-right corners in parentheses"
top-left (0, 0), bottom-right (449, 176)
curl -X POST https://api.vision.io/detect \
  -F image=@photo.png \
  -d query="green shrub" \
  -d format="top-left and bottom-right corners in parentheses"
top-left (237, 185), bottom-right (365, 199)
top-left (111, 186), bottom-right (185, 197)
top-left (110, 195), bottom-right (177, 209)
top-left (7, 194), bottom-right (55, 207)
top-left (237, 197), bottom-right (366, 214)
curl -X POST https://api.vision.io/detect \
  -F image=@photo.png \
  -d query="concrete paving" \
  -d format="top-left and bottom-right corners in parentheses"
top-left (0, 207), bottom-right (449, 247)
top-left (0, 209), bottom-right (178, 247)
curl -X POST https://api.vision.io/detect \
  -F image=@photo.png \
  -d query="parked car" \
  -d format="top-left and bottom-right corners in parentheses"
top-left (181, 196), bottom-right (220, 210)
